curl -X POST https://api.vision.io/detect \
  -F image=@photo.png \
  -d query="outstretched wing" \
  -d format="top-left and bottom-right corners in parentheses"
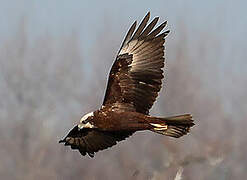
top-left (59, 126), bottom-right (133, 157)
top-left (103, 12), bottom-right (169, 114)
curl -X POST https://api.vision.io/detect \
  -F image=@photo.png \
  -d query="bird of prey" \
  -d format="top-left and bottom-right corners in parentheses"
top-left (59, 12), bottom-right (194, 158)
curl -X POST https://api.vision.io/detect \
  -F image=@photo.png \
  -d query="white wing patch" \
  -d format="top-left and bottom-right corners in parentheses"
top-left (80, 111), bottom-right (94, 123)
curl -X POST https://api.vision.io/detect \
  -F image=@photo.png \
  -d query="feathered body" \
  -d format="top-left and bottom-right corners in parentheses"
top-left (59, 12), bottom-right (195, 158)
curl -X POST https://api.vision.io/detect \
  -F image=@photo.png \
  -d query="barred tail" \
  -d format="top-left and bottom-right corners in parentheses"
top-left (150, 114), bottom-right (194, 138)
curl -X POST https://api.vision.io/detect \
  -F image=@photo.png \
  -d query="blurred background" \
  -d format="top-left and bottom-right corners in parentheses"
top-left (0, 0), bottom-right (246, 179)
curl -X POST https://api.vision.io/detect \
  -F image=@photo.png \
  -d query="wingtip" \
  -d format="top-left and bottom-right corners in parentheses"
top-left (133, 20), bottom-right (137, 26)
top-left (160, 21), bottom-right (168, 29)
top-left (142, 12), bottom-right (151, 23)
top-left (164, 30), bottom-right (170, 36)
top-left (154, 16), bottom-right (159, 21)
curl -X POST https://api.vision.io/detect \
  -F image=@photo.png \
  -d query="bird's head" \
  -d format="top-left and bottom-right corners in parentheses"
top-left (78, 111), bottom-right (95, 129)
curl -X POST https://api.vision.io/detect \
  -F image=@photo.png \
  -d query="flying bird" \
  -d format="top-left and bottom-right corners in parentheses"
top-left (59, 12), bottom-right (194, 158)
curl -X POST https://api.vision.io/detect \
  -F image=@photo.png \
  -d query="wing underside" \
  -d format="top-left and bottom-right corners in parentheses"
top-left (103, 12), bottom-right (169, 114)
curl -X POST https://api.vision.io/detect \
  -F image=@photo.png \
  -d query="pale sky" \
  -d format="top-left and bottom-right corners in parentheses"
top-left (0, 0), bottom-right (246, 113)
top-left (0, 0), bottom-right (245, 43)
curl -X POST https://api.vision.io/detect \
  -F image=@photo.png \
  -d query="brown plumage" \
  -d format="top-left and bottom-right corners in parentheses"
top-left (59, 12), bottom-right (195, 158)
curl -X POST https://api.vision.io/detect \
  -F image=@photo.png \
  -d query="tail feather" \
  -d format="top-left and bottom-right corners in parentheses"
top-left (150, 114), bottom-right (194, 138)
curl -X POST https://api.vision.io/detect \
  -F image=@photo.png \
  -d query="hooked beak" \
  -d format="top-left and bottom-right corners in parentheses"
top-left (59, 139), bottom-right (65, 143)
